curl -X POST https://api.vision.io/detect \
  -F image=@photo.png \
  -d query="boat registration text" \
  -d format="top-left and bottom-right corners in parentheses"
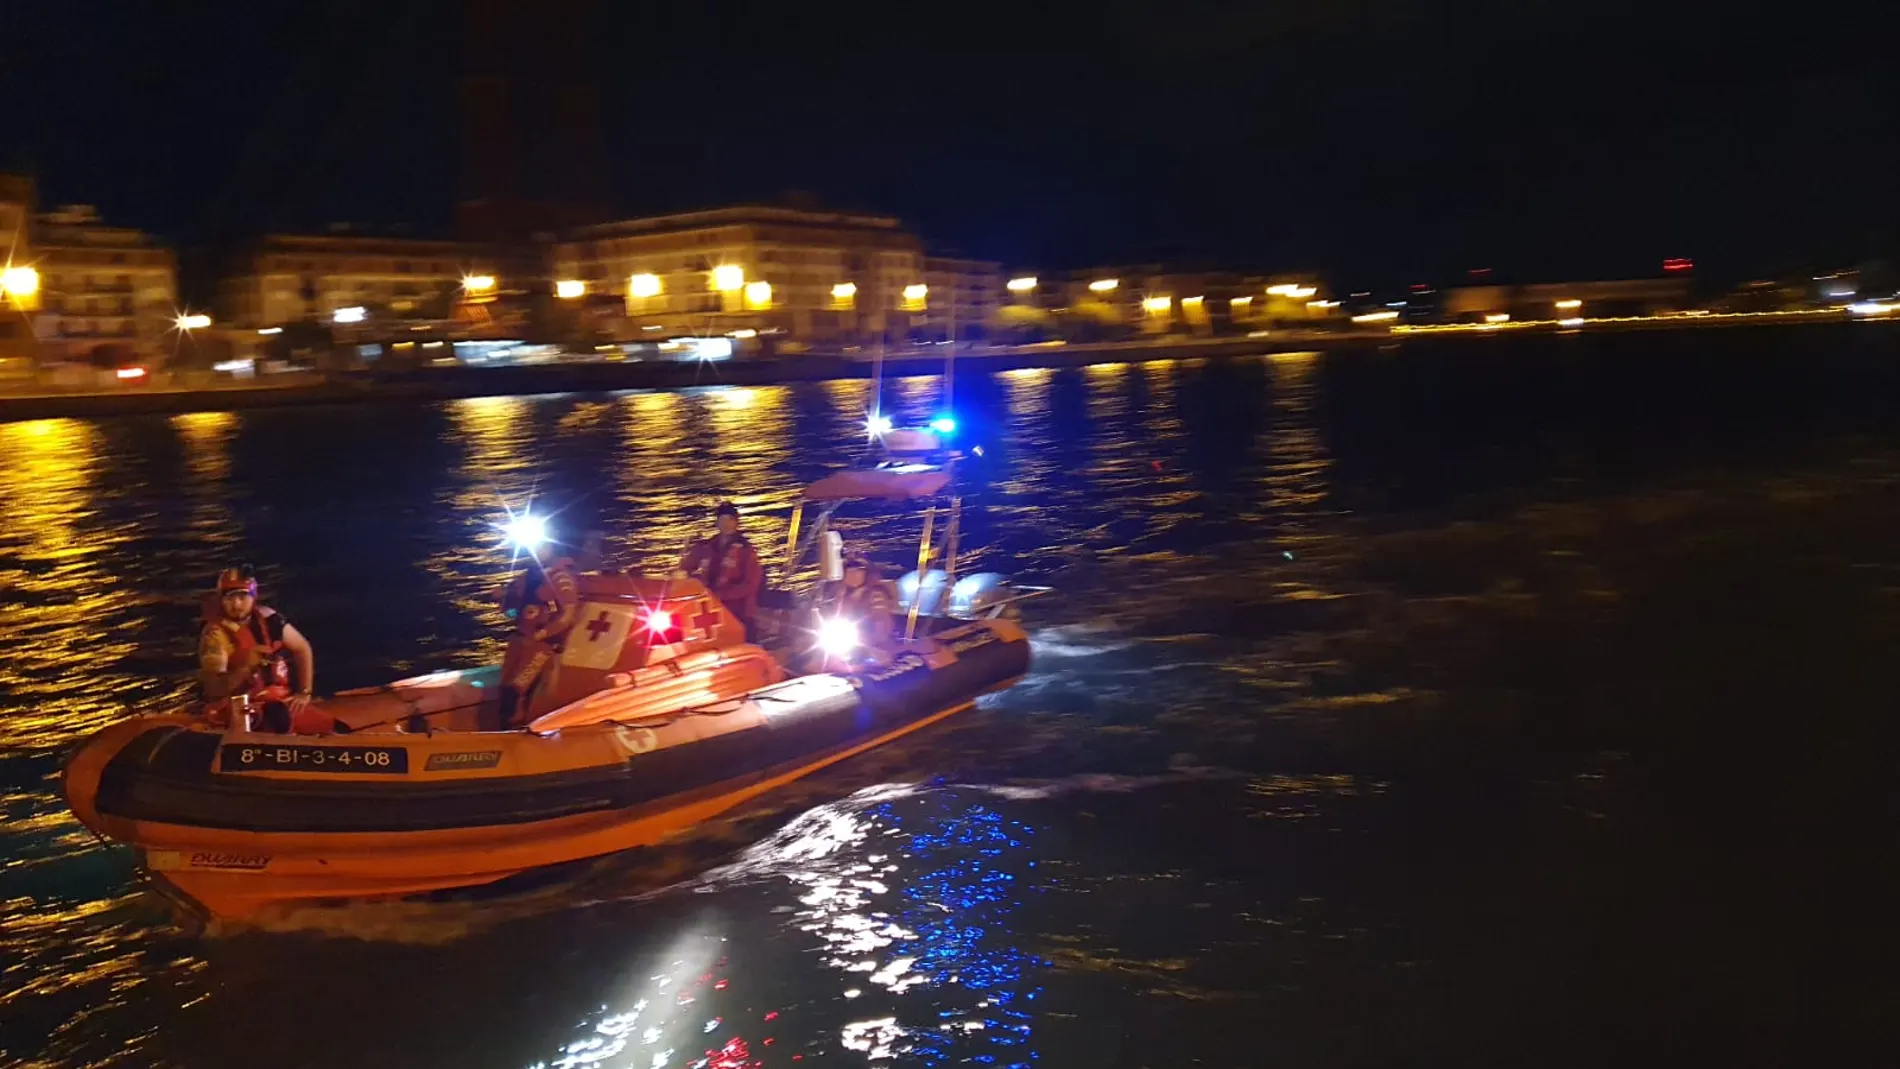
top-left (219, 744), bottom-right (409, 774)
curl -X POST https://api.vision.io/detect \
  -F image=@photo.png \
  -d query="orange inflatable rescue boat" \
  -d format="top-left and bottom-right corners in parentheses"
top-left (61, 571), bottom-right (1030, 922)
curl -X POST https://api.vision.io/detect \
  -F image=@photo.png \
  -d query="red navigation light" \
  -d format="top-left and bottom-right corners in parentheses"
top-left (1468, 267), bottom-right (1493, 277)
top-left (642, 608), bottom-right (683, 646)
top-left (1663, 258), bottom-right (1694, 272)
top-left (1410, 283), bottom-right (1430, 291)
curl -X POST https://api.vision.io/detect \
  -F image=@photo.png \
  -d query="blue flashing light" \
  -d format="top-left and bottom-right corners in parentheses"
top-left (930, 415), bottom-right (958, 434)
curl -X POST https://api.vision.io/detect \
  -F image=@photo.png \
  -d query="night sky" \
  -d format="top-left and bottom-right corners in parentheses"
top-left (3, 0), bottom-right (1895, 288)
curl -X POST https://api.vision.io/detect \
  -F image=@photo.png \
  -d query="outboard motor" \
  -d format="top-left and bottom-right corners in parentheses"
top-left (897, 569), bottom-right (1025, 620)
top-left (897, 569), bottom-right (951, 617)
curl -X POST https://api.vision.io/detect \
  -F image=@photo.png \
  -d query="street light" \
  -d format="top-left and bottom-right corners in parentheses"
top-left (1, 265), bottom-right (40, 301)
top-left (175, 313), bottom-right (212, 330)
top-left (712, 265), bottom-right (745, 292)
top-left (744, 280), bottom-right (773, 309)
top-left (555, 279), bottom-right (586, 299)
top-left (1554, 298), bottom-right (1582, 311)
top-left (831, 282), bottom-right (857, 310)
top-left (334, 306), bottom-right (366, 324)
top-left (629, 273), bottom-right (662, 299)
top-left (1007, 276), bottom-right (1038, 293)
top-left (1142, 295), bottom-right (1172, 314)
top-left (903, 283), bottom-right (928, 311)
top-left (1088, 278), bottom-right (1119, 293)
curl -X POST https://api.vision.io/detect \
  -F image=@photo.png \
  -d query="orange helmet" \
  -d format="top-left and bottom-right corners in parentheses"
top-left (216, 565), bottom-right (258, 597)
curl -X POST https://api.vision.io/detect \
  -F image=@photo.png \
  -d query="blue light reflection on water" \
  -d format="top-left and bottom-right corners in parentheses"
top-left (885, 798), bottom-right (1040, 1067)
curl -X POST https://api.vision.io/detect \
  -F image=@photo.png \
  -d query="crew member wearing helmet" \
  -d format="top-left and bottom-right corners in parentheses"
top-left (497, 548), bottom-right (581, 728)
top-left (198, 565), bottom-right (317, 732)
top-left (679, 501), bottom-right (763, 638)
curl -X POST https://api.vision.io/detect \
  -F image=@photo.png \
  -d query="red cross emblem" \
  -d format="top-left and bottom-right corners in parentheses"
top-left (585, 609), bottom-right (615, 642)
top-left (691, 599), bottom-right (723, 640)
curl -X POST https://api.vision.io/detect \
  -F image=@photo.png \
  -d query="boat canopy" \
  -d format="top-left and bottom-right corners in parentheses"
top-left (801, 467), bottom-right (952, 502)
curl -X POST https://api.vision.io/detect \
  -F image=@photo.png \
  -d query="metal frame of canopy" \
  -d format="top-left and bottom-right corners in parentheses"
top-left (782, 449), bottom-right (1048, 640)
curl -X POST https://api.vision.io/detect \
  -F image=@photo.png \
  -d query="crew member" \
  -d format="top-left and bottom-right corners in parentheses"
top-left (679, 501), bottom-right (762, 638)
top-left (836, 555), bottom-right (899, 657)
top-left (199, 565), bottom-right (317, 733)
top-left (497, 550), bottom-right (581, 728)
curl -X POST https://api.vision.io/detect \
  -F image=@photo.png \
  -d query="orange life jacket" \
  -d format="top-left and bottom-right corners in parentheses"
top-left (200, 598), bottom-right (292, 707)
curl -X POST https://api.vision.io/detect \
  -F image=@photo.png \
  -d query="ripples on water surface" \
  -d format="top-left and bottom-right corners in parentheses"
top-left (3, 327), bottom-right (1898, 1067)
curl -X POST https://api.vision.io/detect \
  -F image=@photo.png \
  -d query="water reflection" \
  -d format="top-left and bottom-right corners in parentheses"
top-left (1260, 352), bottom-right (1333, 533)
top-left (171, 411), bottom-right (241, 562)
top-left (0, 419), bottom-right (155, 749)
top-left (530, 928), bottom-right (731, 1069)
top-left (717, 785), bottom-right (1039, 1066)
top-left (424, 397), bottom-right (539, 659)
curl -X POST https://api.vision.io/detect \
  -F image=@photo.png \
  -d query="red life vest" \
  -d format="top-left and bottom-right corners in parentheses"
top-left (686, 535), bottom-right (760, 619)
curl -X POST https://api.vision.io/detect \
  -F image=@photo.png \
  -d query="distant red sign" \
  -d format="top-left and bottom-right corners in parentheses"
top-left (1663, 258), bottom-right (1694, 272)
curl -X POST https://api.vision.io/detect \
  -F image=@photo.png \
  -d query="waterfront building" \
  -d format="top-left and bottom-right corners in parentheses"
top-left (551, 206), bottom-right (965, 348)
top-left (921, 256), bottom-right (1004, 342)
top-left (216, 233), bottom-right (500, 333)
top-left (19, 202), bottom-right (178, 368)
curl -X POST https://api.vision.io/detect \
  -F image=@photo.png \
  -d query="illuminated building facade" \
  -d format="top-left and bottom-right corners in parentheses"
top-left (216, 234), bottom-right (497, 331)
top-left (19, 201), bottom-right (179, 367)
top-left (920, 256), bottom-right (1004, 342)
top-left (553, 207), bottom-right (988, 347)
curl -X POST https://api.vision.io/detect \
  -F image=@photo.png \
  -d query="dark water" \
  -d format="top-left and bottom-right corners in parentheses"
top-left (3, 325), bottom-right (1898, 1068)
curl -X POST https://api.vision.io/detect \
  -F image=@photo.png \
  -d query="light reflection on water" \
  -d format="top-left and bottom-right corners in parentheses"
top-left (0, 333), bottom-right (1891, 1067)
top-left (539, 784), bottom-right (1039, 1069)
top-left (0, 354), bottom-right (1380, 1069)
top-left (0, 358), bottom-right (1349, 1067)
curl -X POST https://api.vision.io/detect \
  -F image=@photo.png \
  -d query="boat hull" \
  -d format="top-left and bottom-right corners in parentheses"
top-left (63, 619), bottom-right (1029, 920)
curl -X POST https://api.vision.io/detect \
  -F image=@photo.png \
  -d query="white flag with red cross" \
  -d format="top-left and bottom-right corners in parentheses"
top-left (561, 604), bottom-right (637, 671)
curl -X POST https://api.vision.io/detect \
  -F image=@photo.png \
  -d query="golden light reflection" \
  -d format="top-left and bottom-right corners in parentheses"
top-left (171, 411), bottom-right (241, 563)
top-left (995, 368), bottom-right (1055, 501)
top-left (172, 411), bottom-right (237, 483)
top-left (428, 397), bottom-right (539, 652)
top-left (891, 373), bottom-right (940, 413)
top-left (1258, 350), bottom-right (1334, 539)
top-left (821, 377), bottom-right (873, 437)
top-left (0, 420), bottom-right (155, 750)
top-left (611, 388), bottom-right (802, 575)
